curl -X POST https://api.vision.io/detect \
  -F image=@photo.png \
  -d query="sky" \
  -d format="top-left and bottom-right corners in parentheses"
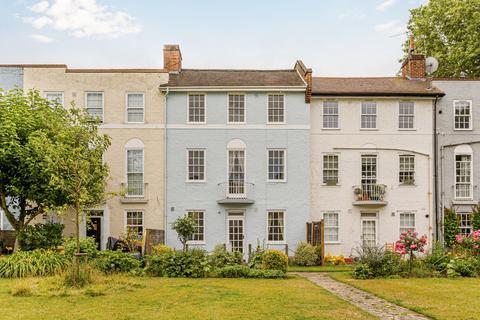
top-left (0, 0), bottom-right (428, 76)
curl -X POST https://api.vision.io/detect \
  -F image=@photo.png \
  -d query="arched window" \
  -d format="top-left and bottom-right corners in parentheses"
top-left (125, 138), bottom-right (144, 196)
top-left (454, 144), bottom-right (473, 200)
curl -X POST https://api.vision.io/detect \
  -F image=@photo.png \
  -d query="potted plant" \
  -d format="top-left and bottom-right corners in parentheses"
top-left (354, 187), bottom-right (363, 200)
top-left (326, 179), bottom-right (338, 186)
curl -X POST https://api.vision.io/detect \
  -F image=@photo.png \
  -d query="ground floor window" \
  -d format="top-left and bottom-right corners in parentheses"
top-left (187, 211), bottom-right (205, 242)
top-left (399, 212), bottom-right (415, 234)
top-left (267, 211), bottom-right (285, 243)
top-left (458, 213), bottom-right (472, 235)
top-left (323, 212), bottom-right (339, 242)
top-left (126, 211), bottom-right (144, 239)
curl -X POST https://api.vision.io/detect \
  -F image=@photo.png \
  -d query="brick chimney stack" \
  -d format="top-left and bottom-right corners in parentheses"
top-left (294, 60), bottom-right (312, 103)
top-left (163, 45), bottom-right (182, 73)
top-left (401, 37), bottom-right (426, 79)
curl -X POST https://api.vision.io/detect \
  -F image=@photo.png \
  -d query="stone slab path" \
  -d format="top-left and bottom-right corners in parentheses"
top-left (292, 272), bottom-right (431, 320)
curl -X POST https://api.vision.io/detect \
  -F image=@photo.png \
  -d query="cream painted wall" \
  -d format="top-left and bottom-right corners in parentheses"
top-left (311, 97), bottom-right (435, 256)
top-left (23, 67), bottom-right (168, 247)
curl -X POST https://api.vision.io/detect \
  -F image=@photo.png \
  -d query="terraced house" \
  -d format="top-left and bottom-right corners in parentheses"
top-left (161, 45), bottom-right (311, 254)
top-left (18, 64), bottom-right (169, 249)
top-left (310, 50), bottom-right (444, 256)
top-left (433, 78), bottom-right (480, 238)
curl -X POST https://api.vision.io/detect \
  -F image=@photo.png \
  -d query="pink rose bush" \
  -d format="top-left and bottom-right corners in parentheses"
top-left (455, 230), bottom-right (480, 255)
top-left (395, 230), bottom-right (427, 257)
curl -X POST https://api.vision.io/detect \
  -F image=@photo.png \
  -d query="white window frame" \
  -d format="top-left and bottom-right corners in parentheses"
top-left (85, 91), bottom-right (104, 123)
top-left (125, 148), bottom-right (144, 197)
top-left (360, 102), bottom-right (377, 130)
top-left (266, 210), bottom-right (286, 244)
top-left (267, 93), bottom-right (286, 124)
top-left (454, 153), bottom-right (473, 200)
top-left (453, 100), bottom-right (473, 131)
top-left (267, 149), bottom-right (287, 182)
top-left (399, 212), bottom-right (416, 234)
top-left (322, 101), bottom-right (339, 129)
top-left (322, 154), bottom-right (339, 185)
top-left (124, 210), bottom-right (144, 239)
top-left (323, 211), bottom-right (340, 244)
top-left (458, 212), bottom-right (472, 235)
top-left (187, 93), bottom-right (207, 124)
top-left (45, 91), bottom-right (64, 106)
top-left (398, 101), bottom-right (415, 130)
top-left (126, 92), bottom-right (145, 124)
top-left (186, 149), bottom-right (206, 182)
top-left (186, 210), bottom-right (206, 244)
top-left (360, 211), bottom-right (378, 247)
top-left (227, 93), bottom-right (246, 124)
top-left (399, 154), bottom-right (415, 185)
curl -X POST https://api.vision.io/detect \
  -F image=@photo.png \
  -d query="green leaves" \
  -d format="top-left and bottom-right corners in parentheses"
top-left (404, 0), bottom-right (480, 77)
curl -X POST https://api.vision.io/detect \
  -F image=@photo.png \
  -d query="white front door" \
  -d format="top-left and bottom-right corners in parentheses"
top-left (227, 211), bottom-right (244, 253)
top-left (361, 212), bottom-right (377, 247)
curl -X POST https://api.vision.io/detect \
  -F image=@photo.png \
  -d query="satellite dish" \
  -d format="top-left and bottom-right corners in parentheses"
top-left (426, 57), bottom-right (439, 75)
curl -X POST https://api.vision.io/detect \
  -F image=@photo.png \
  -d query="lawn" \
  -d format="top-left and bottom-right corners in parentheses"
top-left (0, 274), bottom-right (374, 320)
top-left (330, 272), bottom-right (480, 320)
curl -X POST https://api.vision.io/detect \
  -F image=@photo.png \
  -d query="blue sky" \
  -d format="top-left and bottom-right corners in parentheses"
top-left (0, 0), bottom-right (427, 76)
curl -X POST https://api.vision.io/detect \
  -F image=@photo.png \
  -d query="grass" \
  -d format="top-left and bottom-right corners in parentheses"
top-left (0, 274), bottom-right (375, 320)
top-left (288, 265), bottom-right (354, 272)
top-left (330, 272), bottom-right (480, 320)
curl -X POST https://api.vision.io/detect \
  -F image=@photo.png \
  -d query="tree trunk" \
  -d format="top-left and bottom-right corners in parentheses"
top-left (13, 236), bottom-right (21, 253)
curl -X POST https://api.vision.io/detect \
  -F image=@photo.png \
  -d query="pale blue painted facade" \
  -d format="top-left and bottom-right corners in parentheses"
top-left (0, 66), bottom-right (23, 230)
top-left (165, 90), bottom-right (310, 256)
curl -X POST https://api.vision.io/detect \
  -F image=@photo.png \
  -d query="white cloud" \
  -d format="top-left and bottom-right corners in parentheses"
top-left (376, 0), bottom-right (397, 11)
top-left (23, 0), bottom-right (142, 38)
top-left (374, 20), bottom-right (406, 36)
top-left (29, 34), bottom-right (54, 43)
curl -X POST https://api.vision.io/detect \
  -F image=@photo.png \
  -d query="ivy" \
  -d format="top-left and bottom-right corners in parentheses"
top-left (444, 207), bottom-right (460, 248)
top-left (471, 206), bottom-right (480, 231)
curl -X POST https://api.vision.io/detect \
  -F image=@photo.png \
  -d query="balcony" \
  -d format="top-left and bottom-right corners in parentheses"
top-left (353, 184), bottom-right (387, 207)
top-left (120, 183), bottom-right (148, 204)
top-left (217, 181), bottom-right (255, 205)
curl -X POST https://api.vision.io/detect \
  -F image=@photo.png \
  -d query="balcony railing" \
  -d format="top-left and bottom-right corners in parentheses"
top-left (120, 182), bottom-right (148, 203)
top-left (217, 181), bottom-right (255, 204)
top-left (353, 184), bottom-right (387, 206)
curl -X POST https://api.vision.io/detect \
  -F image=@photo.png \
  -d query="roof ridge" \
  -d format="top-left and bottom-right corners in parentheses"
top-left (181, 68), bottom-right (295, 72)
top-left (313, 76), bottom-right (400, 80)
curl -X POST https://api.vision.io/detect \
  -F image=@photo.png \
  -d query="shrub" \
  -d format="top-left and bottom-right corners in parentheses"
top-left (261, 249), bottom-right (288, 273)
top-left (148, 249), bottom-right (210, 278)
top-left (0, 249), bottom-right (68, 278)
top-left (352, 263), bottom-right (372, 279)
top-left (294, 242), bottom-right (318, 266)
top-left (353, 245), bottom-right (401, 278)
top-left (248, 248), bottom-right (264, 269)
top-left (94, 250), bottom-right (141, 274)
top-left (455, 230), bottom-right (480, 255)
top-left (324, 254), bottom-right (346, 265)
top-left (171, 216), bottom-right (196, 251)
top-left (209, 244), bottom-right (243, 268)
top-left (444, 207), bottom-right (460, 248)
top-left (247, 269), bottom-right (286, 279)
top-left (447, 257), bottom-right (477, 278)
top-left (424, 242), bottom-right (450, 273)
top-left (218, 265), bottom-right (251, 278)
top-left (17, 223), bottom-right (64, 251)
top-left (63, 237), bottom-right (99, 260)
top-left (151, 244), bottom-right (174, 256)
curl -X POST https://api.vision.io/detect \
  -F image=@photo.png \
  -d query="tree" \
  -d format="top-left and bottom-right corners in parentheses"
top-left (44, 107), bottom-right (110, 283)
top-left (172, 215), bottom-right (196, 251)
top-left (444, 207), bottom-right (460, 248)
top-left (403, 0), bottom-right (480, 77)
top-left (0, 90), bottom-right (70, 251)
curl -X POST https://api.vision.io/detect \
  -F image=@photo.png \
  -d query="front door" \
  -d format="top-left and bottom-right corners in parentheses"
top-left (227, 212), bottom-right (244, 253)
top-left (361, 213), bottom-right (377, 247)
top-left (86, 217), bottom-right (102, 250)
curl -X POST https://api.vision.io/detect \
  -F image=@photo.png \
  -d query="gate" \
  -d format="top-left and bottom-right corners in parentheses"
top-left (306, 220), bottom-right (324, 265)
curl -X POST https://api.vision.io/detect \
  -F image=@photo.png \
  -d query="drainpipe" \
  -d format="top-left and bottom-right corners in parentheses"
top-left (163, 86), bottom-right (169, 245)
top-left (433, 95), bottom-right (439, 241)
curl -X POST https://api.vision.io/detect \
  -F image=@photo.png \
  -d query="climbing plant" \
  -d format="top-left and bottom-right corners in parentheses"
top-left (444, 207), bottom-right (460, 248)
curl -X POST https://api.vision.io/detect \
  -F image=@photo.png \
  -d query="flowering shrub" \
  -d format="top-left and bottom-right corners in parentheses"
top-left (395, 230), bottom-right (427, 256)
top-left (455, 230), bottom-right (480, 255)
top-left (324, 254), bottom-right (346, 265)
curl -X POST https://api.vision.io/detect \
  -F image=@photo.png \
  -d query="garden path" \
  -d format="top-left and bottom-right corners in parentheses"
top-left (292, 272), bottom-right (430, 320)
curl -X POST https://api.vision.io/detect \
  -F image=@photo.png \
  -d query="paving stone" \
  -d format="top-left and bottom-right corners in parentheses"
top-left (292, 272), bottom-right (431, 320)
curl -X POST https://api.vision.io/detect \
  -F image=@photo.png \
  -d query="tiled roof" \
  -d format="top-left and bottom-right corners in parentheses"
top-left (162, 69), bottom-right (306, 87)
top-left (312, 77), bottom-right (444, 97)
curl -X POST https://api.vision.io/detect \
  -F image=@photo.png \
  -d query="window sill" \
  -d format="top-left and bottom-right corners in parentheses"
top-left (227, 122), bottom-right (246, 125)
top-left (325, 241), bottom-right (341, 245)
top-left (185, 181), bottom-right (206, 184)
top-left (398, 183), bottom-right (416, 187)
top-left (321, 128), bottom-right (341, 131)
top-left (266, 122), bottom-right (286, 125)
top-left (186, 122), bottom-right (207, 125)
top-left (453, 129), bottom-right (473, 131)
top-left (267, 180), bottom-right (287, 184)
top-left (452, 199), bottom-right (476, 205)
top-left (360, 128), bottom-right (378, 131)
top-left (398, 128), bottom-right (416, 131)
top-left (322, 183), bottom-right (340, 187)
top-left (267, 242), bottom-right (287, 245)
top-left (187, 241), bottom-right (206, 245)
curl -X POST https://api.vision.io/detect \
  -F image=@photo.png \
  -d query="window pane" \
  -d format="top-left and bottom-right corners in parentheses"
top-left (188, 94), bottom-right (205, 123)
top-left (454, 101), bottom-right (471, 129)
top-left (188, 211), bottom-right (205, 241)
top-left (323, 101), bottom-right (339, 128)
top-left (46, 92), bottom-right (63, 105)
top-left (267, 211), bottom-right (285, 242)
top-left (127, 150), bottom-right (143, 196)
top-left (400, 212), bottom-right (415, 234)
top-left (361, 102), bottom-right (376, 129)
top-left (188, 150), bottom-right (205, 181)
top-left (268, 150), bottom-right (285, 181)
top-left (127, 93), bottom-right (144, 122)
top-left (126, 211), bottom-right (143, 239)
top-left (268, 94), bottom-right (285, 123)
top-left (86, 93), bottom-right (103, 121)
top-left (323, 212), bottom-right (339, 242)
top-left (399, 102), bottom-right (414, 129)
top-left (323, 155), bottom-right (338, 184)
top-left (228, 94), bottom-right (245, 123)
top-left (455, 154), bottom-right (472, 199)
top-left (399, 155), bottom-right (415, 184)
